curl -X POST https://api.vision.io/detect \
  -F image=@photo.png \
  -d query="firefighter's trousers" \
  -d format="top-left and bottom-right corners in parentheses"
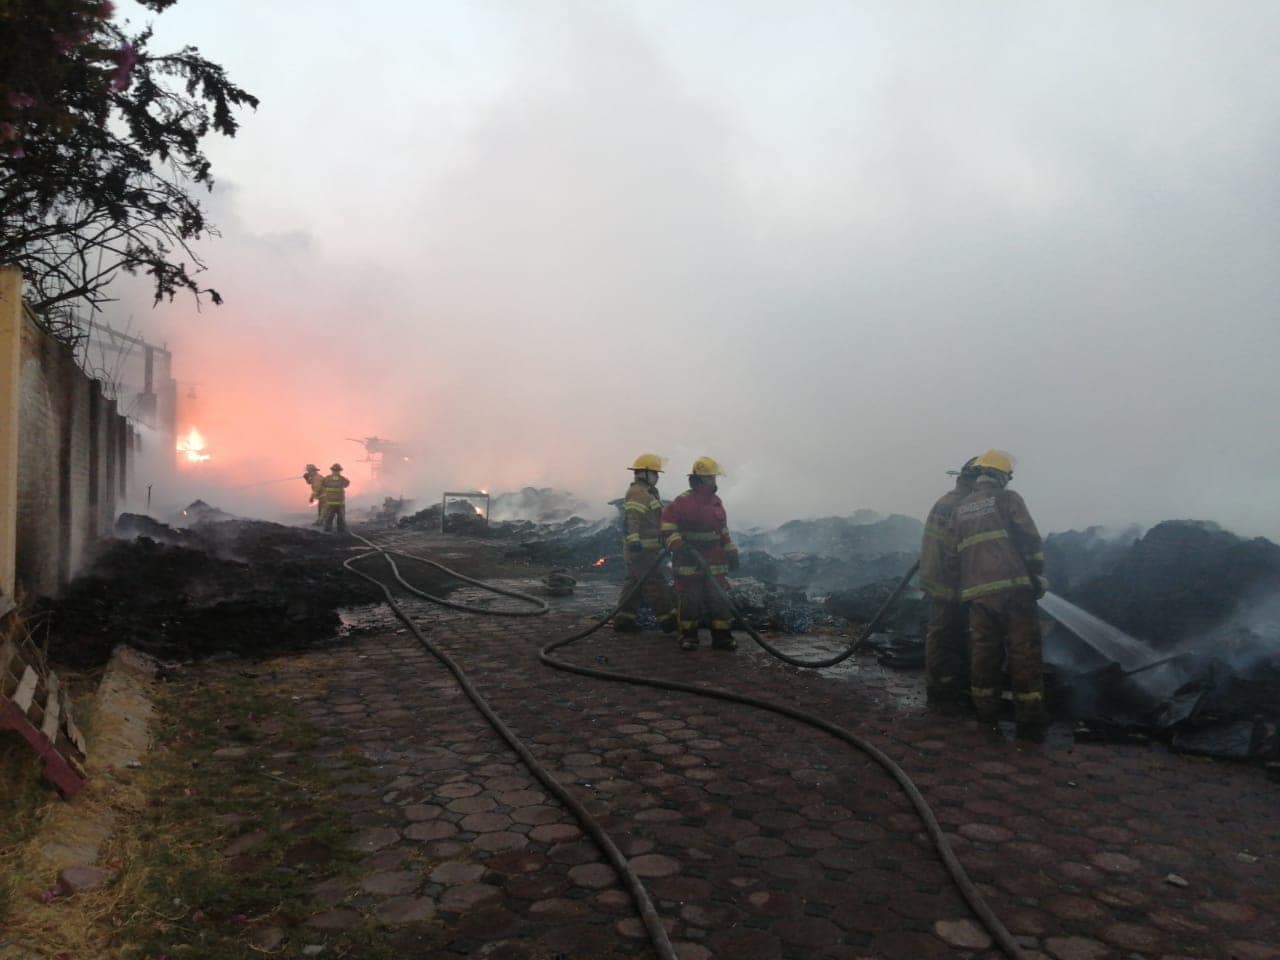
top-left (968, 591), bottom-right (1046, 724)
top-left (925, 598), bottom-right (968, 702)
top-left (675, 575), bottom-right (733, 636)
top-left (615, 553), bottom-right (676, 629)
top-left (323, 503), bottom-right (347, 532)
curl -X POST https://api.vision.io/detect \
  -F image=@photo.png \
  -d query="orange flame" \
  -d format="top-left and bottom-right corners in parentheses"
top-left (593, 557), bottom-right (606, 567)
top-left (176, 427), bottom-right (211, 463)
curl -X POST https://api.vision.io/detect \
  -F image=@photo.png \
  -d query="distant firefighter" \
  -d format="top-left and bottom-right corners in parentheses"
top-left (613, 454), bottom-right (677, 635)
top-left (919, 456), bottom-right (978, 711)
top-left (321, 463), bottom-right (351, 533)
top-left (949, 449), bottom-right (1049, 739)
top-left (661, 457), bottom-right (740, 652)
top-left (303, 464), bottom-right (324, 524)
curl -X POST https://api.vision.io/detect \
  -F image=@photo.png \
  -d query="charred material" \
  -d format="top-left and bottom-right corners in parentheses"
top-left (490, 487), bottom-right (591, 523)
top-left (1064, 520), bottom-right (1280, 649)
top-left (38, 516), bottom-right (382, 670)
top-left (735, 512), bottom-right (922, 594)
top-left (1042, 524), bottom-right (1143, 593)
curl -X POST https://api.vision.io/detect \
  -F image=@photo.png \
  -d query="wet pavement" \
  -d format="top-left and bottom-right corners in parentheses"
top-left (230, 531), bottom-right (1280, 959)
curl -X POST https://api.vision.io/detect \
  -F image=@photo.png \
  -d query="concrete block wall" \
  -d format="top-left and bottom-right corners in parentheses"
top-left (0, 267), bottom-right (134, 600)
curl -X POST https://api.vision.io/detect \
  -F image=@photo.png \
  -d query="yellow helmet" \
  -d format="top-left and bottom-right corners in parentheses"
top-left (690, 456), bottom-right (723, 477)
top-left (629, 453), bottom-right (665, 472)
top-left (973, 449), bottom-right (1015, 476)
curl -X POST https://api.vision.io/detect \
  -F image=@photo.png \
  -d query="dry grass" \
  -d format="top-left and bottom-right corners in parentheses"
top-left (2, 659), bottom-right (411, 959)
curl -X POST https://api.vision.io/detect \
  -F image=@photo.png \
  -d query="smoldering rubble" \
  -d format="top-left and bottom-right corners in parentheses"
top-left (41, 488), bottom-right (1280, 774)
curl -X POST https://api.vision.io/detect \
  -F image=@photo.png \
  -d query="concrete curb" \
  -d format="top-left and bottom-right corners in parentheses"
top-left (32, 644), bottom-right (158, 875)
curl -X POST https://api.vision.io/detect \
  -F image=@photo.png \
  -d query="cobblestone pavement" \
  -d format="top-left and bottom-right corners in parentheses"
top-left (250, 535), bottom-right (1279, 960)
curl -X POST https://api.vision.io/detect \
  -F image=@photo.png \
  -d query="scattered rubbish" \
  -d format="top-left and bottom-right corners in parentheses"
top-left (1165, 873), bottom-right (1189, 888)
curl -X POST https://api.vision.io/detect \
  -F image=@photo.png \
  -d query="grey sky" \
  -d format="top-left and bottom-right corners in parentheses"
top-left (117, 1), bottom-right (1280, 537)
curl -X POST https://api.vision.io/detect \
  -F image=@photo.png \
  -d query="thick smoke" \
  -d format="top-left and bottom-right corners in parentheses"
top-left (110, 1), bottom-right (1280, 537)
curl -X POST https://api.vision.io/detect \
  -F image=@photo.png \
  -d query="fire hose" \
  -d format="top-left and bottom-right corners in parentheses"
top-left (344, 533), bottom-right (1027, 960)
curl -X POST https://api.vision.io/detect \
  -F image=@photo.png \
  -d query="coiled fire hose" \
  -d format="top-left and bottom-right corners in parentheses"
top-left (345, 533), bottom-right (1027, 960)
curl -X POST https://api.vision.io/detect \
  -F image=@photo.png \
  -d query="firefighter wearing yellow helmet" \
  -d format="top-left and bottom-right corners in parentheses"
top-left (660, 457), bottom-right (740, 651)
top-left (321, 462), bottom-right (351, 533)
top-left (303, 464), bottom-right (325, 524)
top-left (613, 454), bottom-right (677, 634)
top-left (948, 449), bottom-right (1049, 739)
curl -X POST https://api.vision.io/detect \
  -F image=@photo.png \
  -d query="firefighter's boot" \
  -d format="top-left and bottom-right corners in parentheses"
top-left (710, 629), bottom-right (737, 651)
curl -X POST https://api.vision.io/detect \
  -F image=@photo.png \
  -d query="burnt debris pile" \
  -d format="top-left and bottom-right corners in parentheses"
top-left (1063, 520), bottom-right (1280, 649)
top-left (735, 512), bottom-right (921, 594)
top-left (1043, 521), bottom-right (1280, 764)
top-left (40, 514), bottom-right (381, 670)
top-left (506, 515), bottom-right (623, 570)
top-left (1043, 524), bottom-right (1144, 593)
top-left (490, 486), bottom-right (591, 523)
top-left (398, 499), bottom-right (490, 535)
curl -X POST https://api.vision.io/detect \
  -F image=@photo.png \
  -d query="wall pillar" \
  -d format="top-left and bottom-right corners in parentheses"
top-left (0, 267), bottom-right (22, 609)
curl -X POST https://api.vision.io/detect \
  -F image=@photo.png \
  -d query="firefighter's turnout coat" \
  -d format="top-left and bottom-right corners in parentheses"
top-left (615, 479), bottom-right (675, 628)
top-left (321, 472), bottom-right (350, 506)
top-left (623, 479), bottom-right (665, 558)
top-left (950, 477), bottom-right (1044, 601)
top-left (660, 487), bottom-right (738, 590)
top-left (919, 478), bottom-right (972, 600)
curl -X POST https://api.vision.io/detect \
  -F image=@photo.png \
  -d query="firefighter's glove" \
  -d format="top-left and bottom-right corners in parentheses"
top-left (727, 553), bottom-right (740, 573)
top-left (627, 541), bottom-right (645, 555)
top-left (1032, 575), bottom-right (1049, 600)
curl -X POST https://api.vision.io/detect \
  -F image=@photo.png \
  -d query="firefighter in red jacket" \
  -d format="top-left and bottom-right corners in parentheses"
top-left (614, 454), bottom-right (677, 634)
top-left (660, 457), bottom-right (740, 651)
top-left (949, 449), bottom-right (1049, 739)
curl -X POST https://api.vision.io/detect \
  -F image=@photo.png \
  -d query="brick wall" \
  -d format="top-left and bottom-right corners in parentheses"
top-left (13, 308), bottom-right (131, 597)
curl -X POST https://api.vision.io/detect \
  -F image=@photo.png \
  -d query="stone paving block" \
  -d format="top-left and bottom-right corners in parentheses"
top-left (361, 870), bottom-right (420, 896)
top-left (253, 574), bottom-right (1280, 960)
top-left (404, 820), bottom-right (457, 841)
top-left (375, 896), bottom-right (436, 924)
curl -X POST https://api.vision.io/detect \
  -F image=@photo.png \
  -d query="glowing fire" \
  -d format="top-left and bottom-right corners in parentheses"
top-left (593, 557), bottom-right (606, 567)
top-left (176, 427), bottom-right (211, 463)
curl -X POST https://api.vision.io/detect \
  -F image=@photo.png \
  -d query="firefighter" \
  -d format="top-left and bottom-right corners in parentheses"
top-left (303, 464), bottom-right (325, 524)
top-left (949, 450), bottom-right (1050, 739)
top-left (321, 463), bottom-right (350, 533)
top-left (920, 456), bottom-right (978, 711)
top-left (660, 457), bottom-right (740, 651)
top-left (613, 454), bottom-right (677, 634)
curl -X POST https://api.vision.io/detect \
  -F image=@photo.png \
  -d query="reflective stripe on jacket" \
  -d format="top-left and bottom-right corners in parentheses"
top-left (950, 477), bottom-right (1044, 602)
top-left (623, 480), bottom-right (664, 551)
top-left (660, 486), bottom-right (737, 586)
top-left (919, 478), bottom-right (972, 600)
top-left (321, 473), bottom-right (350, 505)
